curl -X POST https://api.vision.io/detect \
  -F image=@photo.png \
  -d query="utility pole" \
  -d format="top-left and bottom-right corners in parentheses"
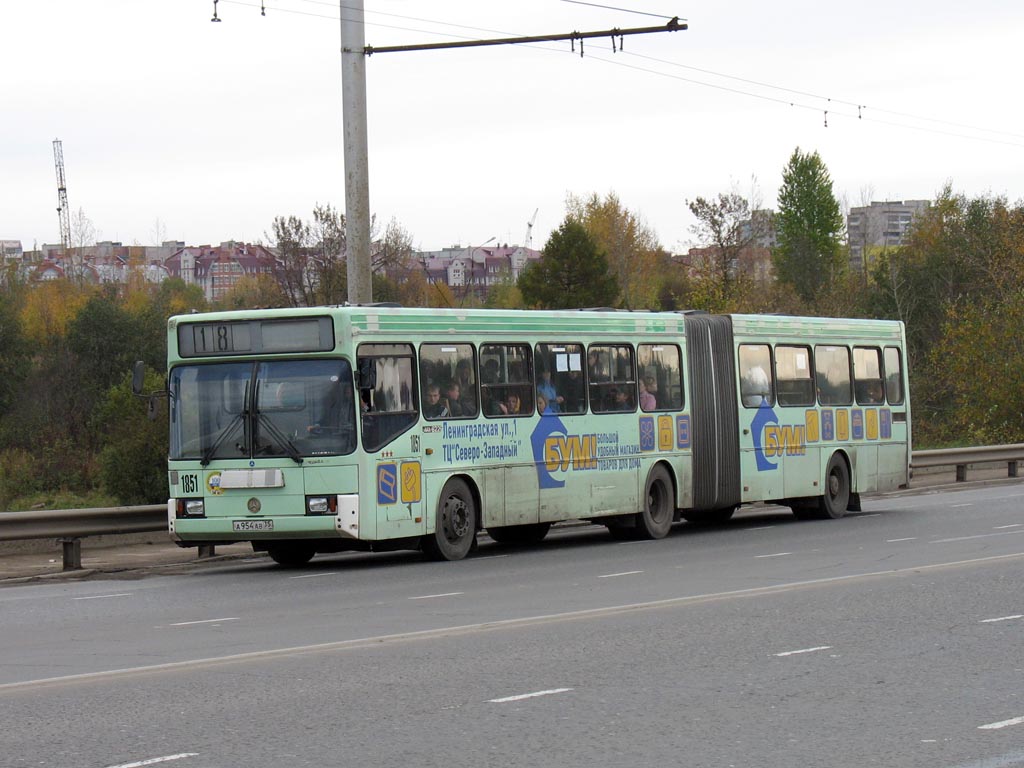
top-left (341, 1), bottom-right (372, 305)
top-left (53, 139), bottom-right (71, 262)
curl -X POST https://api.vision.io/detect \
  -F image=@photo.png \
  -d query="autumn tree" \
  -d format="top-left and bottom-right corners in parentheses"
top-left (687, 192), bottom-right (755, 288)
top-left (217, 274), bottom-right (288, 310)
top-left (0, 291), bottom-right (28, 418)
top-left (518, 219), bottom-right (619, 309)
top-left (863, 188), bottom-right (1024, 444)
top-left (269, 203), bottom-right (347, 306)
top-left (773, 148), bottom-right (845, 306)
top-left (566, 192), bottom-right (665, 309)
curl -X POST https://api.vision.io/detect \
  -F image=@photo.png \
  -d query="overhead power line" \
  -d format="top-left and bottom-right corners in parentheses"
top-left (214, 2), bottom-right (1024, 151)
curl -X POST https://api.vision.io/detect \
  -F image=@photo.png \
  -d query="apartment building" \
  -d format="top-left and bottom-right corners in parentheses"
top-left (848, 200), bottom-right (930, 272)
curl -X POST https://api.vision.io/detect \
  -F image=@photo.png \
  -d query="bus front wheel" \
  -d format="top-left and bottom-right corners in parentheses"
top-left (423, 478), bottom-right (477, 561)
top-left (636, 465), bottom-right (674, 539)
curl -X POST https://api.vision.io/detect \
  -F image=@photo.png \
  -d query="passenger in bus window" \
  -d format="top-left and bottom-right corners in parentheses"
top-left (445, 382), bottom-right (465, 417)
top-left (536, 368), bottom-right (563, 413)
top-left (454, 359), bottom-right (476, 411)
top-left (562, 369), bottom-right (585, 413)
top-left (497, 391), bottom-right (522, 416)
top-left (741, 366), bottom-right (770, 407)
top-left (536, 393), bottom-right (553, 415)
top-left (422, 384), bottom-right (449, 419)
top-left (639, 378), bottom-right (656, 411)
top-left (858, 379), bottom-right (884, 405)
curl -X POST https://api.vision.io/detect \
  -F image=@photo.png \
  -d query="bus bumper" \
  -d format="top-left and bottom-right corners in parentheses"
top-left (168, 494), bottom-right (360, 542)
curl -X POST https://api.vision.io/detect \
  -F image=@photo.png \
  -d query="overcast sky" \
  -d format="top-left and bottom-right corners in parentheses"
top-left (3, 1), bottom-right (1022, 254)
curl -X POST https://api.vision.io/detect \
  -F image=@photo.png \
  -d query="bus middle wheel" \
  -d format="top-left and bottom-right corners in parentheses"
top-left (636, 464), bottom-right (674, 539)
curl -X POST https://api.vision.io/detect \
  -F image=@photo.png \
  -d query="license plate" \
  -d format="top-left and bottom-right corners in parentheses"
top-left (232, 519), bottom-right (274, 532)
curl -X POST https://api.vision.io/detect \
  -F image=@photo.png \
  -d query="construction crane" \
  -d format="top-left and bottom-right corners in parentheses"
top-left (53, 139), bottom-right (71, 261)
top-left (524, 208), bottom-right (538, 251)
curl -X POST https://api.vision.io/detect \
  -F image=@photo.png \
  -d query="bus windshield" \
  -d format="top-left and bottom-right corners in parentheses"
top-left (169, 359), bottom-right (356, 461)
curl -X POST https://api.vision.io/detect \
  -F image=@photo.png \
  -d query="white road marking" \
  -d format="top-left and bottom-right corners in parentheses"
top-left (948, 748), bottom-right (1024, 768)
top-left (886, 537), bottom-right (917, 542)
top-left (469, 554), bottom-right (509, 560)
top-left (102, 753), bottom-right (198, 768)
top-left (980, 615), bottom-right (1024, 623)
top-left (169, 617), bottom-right (239, 626)
top-left (995, 524), bottom-right (1022, 530)
top-left (408, 592), bottom-right (463, 600)
top-left (931, 530), bottom-right (1024, 544)
top-left (774, 645), bottom-right (832, 657)
top-left (952, 503), bottom-right (974, 508)
top-left (8, 550), bottom-right (1024, 694)
top-left (488, 687), bottom-right (573, 703)
top-left (755, 552), bottom-right (792, 559)
top-left (72, 593), bottom-right (133, 601)
top-left (978, 715), bottom-right (1024, 730)
top-left (744, 526), bottom-right (776, 531)
top-left (598, 570), bottom-right (642, 578)
top-left (288, 572), bottom-right (340, 579)
top-left (855, 513), bottom-right (881, 518)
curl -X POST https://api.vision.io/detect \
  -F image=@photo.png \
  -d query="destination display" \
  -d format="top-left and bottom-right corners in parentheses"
top-left (177, 317), bottom-right (334, 357)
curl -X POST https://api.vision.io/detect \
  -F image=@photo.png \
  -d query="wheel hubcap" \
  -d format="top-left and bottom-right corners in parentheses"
top-left (649, 483), bottom-right (667, 521)
top-left (828, 472), bottom-right (840, 497)
top-left (443, 496), bottom-right (469, 541)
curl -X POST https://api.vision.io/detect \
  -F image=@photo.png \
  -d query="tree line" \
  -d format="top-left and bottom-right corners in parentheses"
top-left (0, 148), bottom-right (1021, 511)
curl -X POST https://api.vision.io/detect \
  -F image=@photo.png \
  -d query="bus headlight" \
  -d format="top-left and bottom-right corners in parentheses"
top-left (176, 498), bottom-right (205, 518)
top-left (306, 496), bottom-right (338, 515)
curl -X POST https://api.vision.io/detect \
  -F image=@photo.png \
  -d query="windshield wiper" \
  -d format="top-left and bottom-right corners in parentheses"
top-left (256, 412), bottom-right (304, 465)
top-left (200, 382), bottom-right (249, 467)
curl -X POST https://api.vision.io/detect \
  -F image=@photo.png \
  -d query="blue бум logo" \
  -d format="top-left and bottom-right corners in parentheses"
top-left (529, 414), bottom-right (599, 489)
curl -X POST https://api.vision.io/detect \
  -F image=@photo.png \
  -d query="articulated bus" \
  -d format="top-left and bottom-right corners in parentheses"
top-left (142, 307), bottom-right (910, 566)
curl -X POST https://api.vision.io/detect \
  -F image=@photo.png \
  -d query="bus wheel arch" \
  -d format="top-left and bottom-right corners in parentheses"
top-left (637, 461), bottom-right (675, 539)
top-left (423, 475), bottom-right (479, 561)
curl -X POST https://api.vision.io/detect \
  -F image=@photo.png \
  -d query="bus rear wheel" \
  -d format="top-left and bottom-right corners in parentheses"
top-left (817, 453), bottom-right (851, 519)
top-left (487, 522), bottom-right (551, 546)
top-left (266, 542), bottom-right (316, 567)
top-left (423, 478), bottom-right (477, 561)
top-left (636, 465), bottom-right (674, 539)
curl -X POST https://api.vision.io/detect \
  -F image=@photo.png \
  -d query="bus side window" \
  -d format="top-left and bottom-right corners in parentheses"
top-left (637, 343), bottom-right (683, 411)
top-left (357, 343), bottom-right (418, 452)
top-left (481, 343), bottom-right (534, 417)
top-left (589, 344), bottom-right (636, 413)
top-left (419, 343), bottom-right (476, 420)
top-left (775, 345), bottom-right (814, 406)
top-left (535, 342), bottom-right (585, 415)
top-left (814, 345), bottom-right (852, 406)
top-left (883, 346), bottom-right (904, 405)
top-left (853, 347), bottom-right (884, 405)
top-left (738, 344), bottom-right (773, 407)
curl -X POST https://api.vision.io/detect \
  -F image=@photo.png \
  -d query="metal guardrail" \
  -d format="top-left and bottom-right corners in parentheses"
top-left (0, 504), bottom-right (170, 572)
top-left (910, 443), bottom-right (1023, 482)
top-left (2, 444), bottom-right (1022, 572)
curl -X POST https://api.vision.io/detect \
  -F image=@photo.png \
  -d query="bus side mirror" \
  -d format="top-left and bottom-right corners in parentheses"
top-left (132, 361), bottom-right (146, 396)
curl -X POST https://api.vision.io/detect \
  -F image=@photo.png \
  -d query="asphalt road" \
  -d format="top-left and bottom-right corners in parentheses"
top-left (2, 482), bottom-right (1023, 768)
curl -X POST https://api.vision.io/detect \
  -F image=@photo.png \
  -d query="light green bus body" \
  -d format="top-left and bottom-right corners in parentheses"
top-left (161, 306), bottom-right (910, 563)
